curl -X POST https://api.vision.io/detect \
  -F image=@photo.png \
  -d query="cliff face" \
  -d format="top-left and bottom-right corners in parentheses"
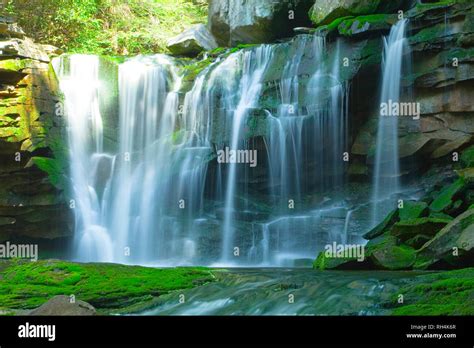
top-left (0, 17), bottom-right (71, 254)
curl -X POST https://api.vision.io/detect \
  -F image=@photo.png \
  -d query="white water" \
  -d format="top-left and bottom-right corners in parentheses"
top-left (371, 19), bottom-right (408, 226)
top-left (54, 34), bottom-right (359, 267)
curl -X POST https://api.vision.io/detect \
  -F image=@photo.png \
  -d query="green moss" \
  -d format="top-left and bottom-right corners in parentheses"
top-left (429, 177), bottom-right (466, 213)
top-left (31, 157), bottom-right (64, 188)
top-left (461, 145), bottom-right (474, 168)
top-left (317, 16), bottom-right (354, 35)
top-left (399, 201), bottom-right (428, 221)
top-left (0, 259), bottom-right (215, 314)
top-left (338, 14), bottom-right (394, 36)
top-left (392, 268), bottom-right (474, 315)
top-left (415, 0), bottom-right (455, 11)
top-left (363, 209), bottom-right (399, 240)
top-left (312, 252), bottom-right (359, 270)
top-left (366, 235), bottom-right (417, 270)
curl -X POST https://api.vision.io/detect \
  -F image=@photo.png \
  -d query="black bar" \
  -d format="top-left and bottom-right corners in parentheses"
top-left (0, 316), bottom-right (472, 346)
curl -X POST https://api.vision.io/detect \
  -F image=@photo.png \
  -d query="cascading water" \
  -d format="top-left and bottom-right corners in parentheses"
top-left (220, 46), bottom-right (274, 263)
top-left (56, 33), bottom-right (351, 267)
top-left (53, 55), bottom-right (113, 262)
top-left (371, 19), bottom-right (408, 226)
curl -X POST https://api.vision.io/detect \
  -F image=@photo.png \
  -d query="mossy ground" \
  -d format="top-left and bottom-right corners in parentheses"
top-left (0, 259), bottom-right (215, 314)
top-left (391, 268), bottom-right (474, 315)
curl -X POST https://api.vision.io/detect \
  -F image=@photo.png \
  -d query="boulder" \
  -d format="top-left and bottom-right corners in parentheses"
top-left (337, 14), bottom-right (397, 37)
top-left (366, 234), bottom-right (417, 270)
top-left (363, 209), bottom-right (398, 240)
top-left (390, 217), bottom-right (451, 242)
top-left (399, 201), bottom-right (428, 221)
top-left (167, 24), bottom-right (218, 57)
top-left (208, 0), bottom-right (313, 46)
top-left (416, 208), bottom-right (474, 269)
top-left (309, 0), bottom-right (404, 26)
top-left (0, 18), bottom-right (25, 39)
top-left (29, 295), bottom-right (96, 316)
top-left (429, 177), bottom-right (465, 213)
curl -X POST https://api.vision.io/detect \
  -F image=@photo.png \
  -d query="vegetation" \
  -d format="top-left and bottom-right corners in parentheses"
top-left (2, 0), bottom-right (208, 55)
top-left (392, 268), bottom-right (474, 315)
top-left (0, 259), bottom-right (215, 313)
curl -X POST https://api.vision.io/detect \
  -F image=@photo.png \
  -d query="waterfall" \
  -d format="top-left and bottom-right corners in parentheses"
top-left (55, 32), bottom-right (351, 267)
top-left (53, 55), bottom-right (113, 262)
top-left (219, 46), bottom-right (274, 263)
top-left (371, 19), bottom-right (408, 226)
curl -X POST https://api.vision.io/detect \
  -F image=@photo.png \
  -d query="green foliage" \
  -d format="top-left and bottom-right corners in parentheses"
top-left (5, 0), bottom-right (207, 55)
top-left (0, 259), bottom-right (214, 313)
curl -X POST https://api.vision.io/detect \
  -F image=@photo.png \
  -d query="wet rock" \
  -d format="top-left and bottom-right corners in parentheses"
top-left (29, 295), bottom-right (96, 316)
top-left (416, 208), bottom-right (474, 269)
top-left (167, 24), bottom-right (218, 57)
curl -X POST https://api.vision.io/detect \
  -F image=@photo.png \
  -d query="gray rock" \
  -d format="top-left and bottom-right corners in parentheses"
top-left (0, 38), bottom-right (50, 62)
top-left (167, 24), bottom-right (218, 57)
top-left (416, 208), bottom-right (474, 269)
top-left (29, 295), bottom-right (96, 316)
top-left (0, 17), bottom-right (25, 39)
top-left (208, 0), bottom-right (312, 46)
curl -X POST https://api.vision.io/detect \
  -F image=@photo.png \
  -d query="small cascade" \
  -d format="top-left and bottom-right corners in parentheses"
top-left (371, 19), bottom-right (408, 226)
top-left (219, 46), bottom-right (274, 263)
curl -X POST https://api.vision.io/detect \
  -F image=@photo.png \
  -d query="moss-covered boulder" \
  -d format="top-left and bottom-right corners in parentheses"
top-left (461, 145), bottom-right (474, 168)
top-left (415, 209), bottom-right (474, 269)
top-left (391, 267), bottom-right (474, 315)
top-left (391, 217), bottom-right (451, 242)
top-left (0, 259), bottom-right (215, 314)
top-left (337, 14), bottom-right (398, 37)
top-left (429, 177), bottom-right (466, 213)
top-left (363, 208), bottom-right (398, 240)
top-left (399, 201), bottom-right (429, 221)
top-left (309, 0), bottom-right (404, 26)
top-left (366, 235), bottom-right (417, 270)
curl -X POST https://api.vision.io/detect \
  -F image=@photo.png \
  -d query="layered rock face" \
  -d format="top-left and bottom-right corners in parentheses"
top-left (0, 17), bottom-right (71, 254)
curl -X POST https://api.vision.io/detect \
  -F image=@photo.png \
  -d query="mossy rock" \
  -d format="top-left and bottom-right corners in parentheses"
top-left (429, 177), bottom-right (466, 213)
top-left (391, 267), bottom-right (474, 315)
top-left (429, 211), bottom-right (454, 221)
top-left (399, 201), bottom-right (428, 221)
top-left (363, 208), bottom-right (398, 240)
top-left (405, 234), bottom-right (433, 250)
top-left (391, 217), bottom-right (451, 242)
top-left (313, 250), bottom-right (369, 270)
top-left (460, 145), bottom-right (474, 168)
top-left (415, 209), bottom-right (474, 269)
top-left (309, 0), bottom-right (404, 26)
top-left (337, 14), bottom-right (397, 37)
top-left (366, 235), bottom-right (416, 270)
top-left (0, 259), bottom-right (215, 314)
